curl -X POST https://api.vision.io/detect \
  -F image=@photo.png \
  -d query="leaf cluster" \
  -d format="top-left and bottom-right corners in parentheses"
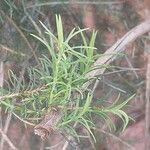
top-left (0, 15), bottom-right (134, 141)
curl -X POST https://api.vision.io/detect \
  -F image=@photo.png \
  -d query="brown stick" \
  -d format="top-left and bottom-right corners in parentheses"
top-left (85, 18), bottom-right (150, 89)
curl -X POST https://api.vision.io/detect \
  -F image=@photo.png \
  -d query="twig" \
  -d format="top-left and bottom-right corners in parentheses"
top-left (0, 44), bottom-right (26, 56)
top-left (45, 139), bottom-right (64, 149)
top-left (124, 55), bottom-right (138, 79)
top-left (26, 1), bottom-right (126, 8)
top-left (102, 79), bottom-right (126, 93)
top-left (145, 43), bottom-right (150, 149)
top-left (0, 63), bottom-right (13, 150)
top-left (85, 128), bottom-right (96, 150)
top-left (0, 128), bottom-right (18, 150)
top-left (12, 113), bottom-right (35, 126)
top-left (0, 113), bottom-right (12, 150)
top-left (62, 122), bottom-right (79, 150)
top-left (0, 10), bottom-right (39, 65)
top-left (85, 18), bottom-right (150, 90)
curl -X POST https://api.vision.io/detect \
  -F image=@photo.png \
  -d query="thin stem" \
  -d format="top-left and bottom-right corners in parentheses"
top-left (0, 129), bottom-right (18, 150)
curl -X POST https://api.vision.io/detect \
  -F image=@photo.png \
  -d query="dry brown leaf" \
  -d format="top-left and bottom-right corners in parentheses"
top-left (34, 107), bottom-right (63, 140)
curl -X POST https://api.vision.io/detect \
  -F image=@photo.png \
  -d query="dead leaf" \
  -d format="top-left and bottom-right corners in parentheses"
top-left (34, 107), bottom-right (63, 140)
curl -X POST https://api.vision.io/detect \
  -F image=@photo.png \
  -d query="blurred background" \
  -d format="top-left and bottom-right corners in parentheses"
top-left (0, 0), bottom-right (150, 150)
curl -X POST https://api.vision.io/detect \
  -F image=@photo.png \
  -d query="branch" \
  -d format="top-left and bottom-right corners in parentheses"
top-left (85, 18), bottom-right (150, 88)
